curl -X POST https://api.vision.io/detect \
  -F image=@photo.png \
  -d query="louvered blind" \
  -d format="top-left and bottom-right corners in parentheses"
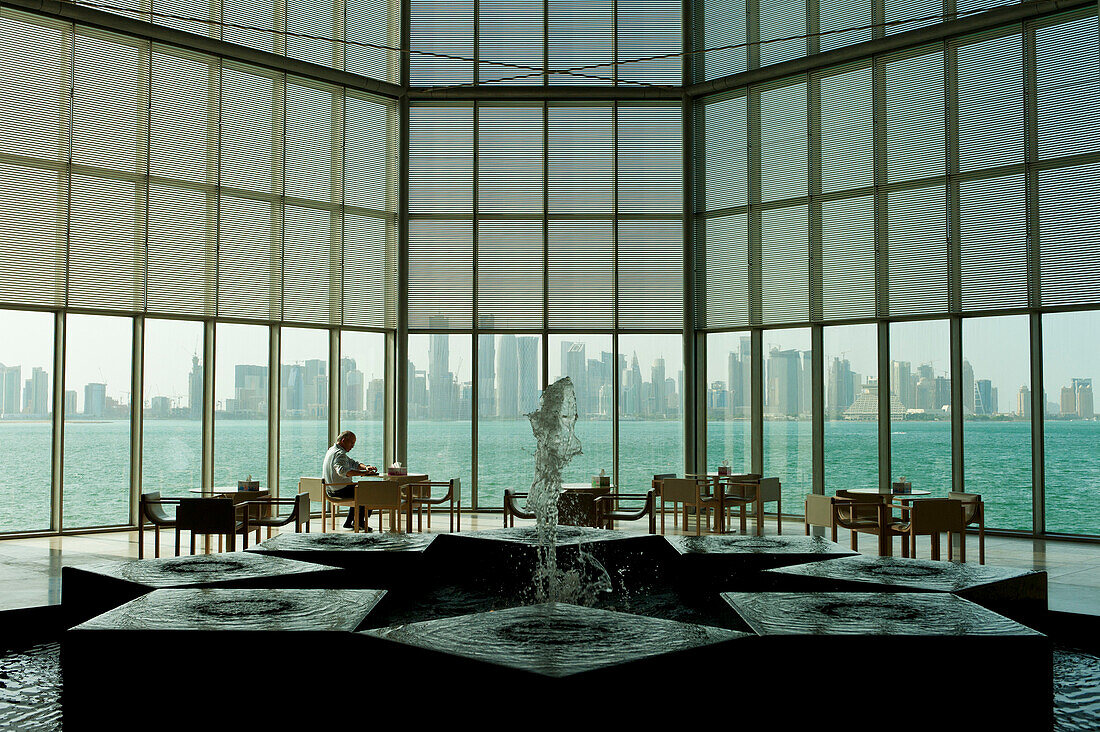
top-left (1035, 13), bottom-right (1100, 160)
top-left (701, 94), bottom-right (747, 212)
top-left (1039, 162), bottom-right (1100, 307)
top-left (222, 0), bottom-right (283, 55)
top-left (548, 105), bottom-right (613, 214)
top-left (347, 0), bottom-right (401, 83)
top-left (0, 164), bottom-right (68, 308)
top-left (478, 105), bottom-right (543, 215)
top-left (219, 195), bottom-right (283, 320)
top-left (477, 220), bottom-right (545, 329)
top-left (819, 0), bottom-right (873, 54)
top-left (818, 64), bottom-right (873, 195)
top-left (701, 0), bottom-right (747, 81)
top-left (955, 30), bottom-right (1024, 173)
top-left (346, 92), bottom-right (398, 214)
top-left (343, 213), bottom-right (397, 328)
top-left (701, 213), bottom-right (749, 328)
top-left (147, 182), bottom-right (217, 316)
top-left (959, 174), bottom-right (1027, 311)
top-left (548, 0), bottom-right (613, 85)
top-left (882, 50), bottom-right (945, 184)
top-left (408, 219), bottom-right (473, 328)
top-left (821, 195), bottom-right (876, 320)
top-left (286, 0), bottom-right (341, 70)
top-left (616, 0), bottom-right (682, 86)
top-left (548, 220), bottom-right (614, 328)
top-left (886, 185), bottom-right (947, 316)
top-left (885, 0), bottom-right (940, 36)
top-left (760, 204), bottom-right (809, 324)
top-left (286, 79), bottom-right (342, 204)
top-left (410, 0), bottom-right (474, 86)
top-left (759, 0), bottom-right (807, 67)
top-left (759, 82), bottom-right (807, 203)
top-left (480, 0), bottom-right (543, 84)
top-left (221, 63), bottom-right (284, 196)
top-left (151, 0), bottom-right (219, 38)
top-left (409, 104), bottom-right (473, 214)
top-left (618, 219), bottom-right (683, 329)
top-left (283, 205), bottom-right (341, 324)
top-left (68, 174), bottom-right (147, 312)
top-left (150, 46), bottom-right (219, 186)
top-left (618, 104), bottom-right (682, 214)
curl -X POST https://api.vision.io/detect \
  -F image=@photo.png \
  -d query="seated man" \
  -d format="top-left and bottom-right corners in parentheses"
top-left (323, 430), bottom-right (375, 530)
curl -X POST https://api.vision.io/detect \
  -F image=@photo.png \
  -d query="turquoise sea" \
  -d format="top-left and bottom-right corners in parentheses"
top-left (0, 419), bottom-right (1097, 535)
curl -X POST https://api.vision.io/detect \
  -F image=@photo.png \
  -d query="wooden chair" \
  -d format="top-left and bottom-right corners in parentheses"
top-left (889, 498), bottom-right (966, 562)
top-left (503, 489), bottom-right (533, 527)
top-left (594, 490), bottom-right (656, 533)
top-left (240, 492), bottom-right (311, 543)
top-left (354, 480), bottom-right (404, 533)
top-left (175, 498), bottom-right (249, 555)
top-left (652, 474), bottom-right (676, 522)
top-left (804, 493), bottom-right (835, 535)
top-left (832, 490), bottom-right (900, 556)
top-left (322, 481), bottom-right (356, 531)
top-left (298, 477), bottom-right (327, 532)
top-left (138, 491), bottom-right (179, 559)
top-left (660, 478), bottom-right (720, 536)
top-left (949, 491), bottom-right (985, 564)
top-left (405, 478), bottom-right (462, 532)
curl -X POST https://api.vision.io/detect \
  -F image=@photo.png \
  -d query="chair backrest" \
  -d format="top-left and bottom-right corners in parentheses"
top-left (177, 498), bottom-right (236, 534)
top-left (140, 491), bottom-right (173, 524)
top-left (660, 478), bottom-right (699, 503)
top-left (448, 478), bottom-right (460, 500)
top-left (834, 490), bottom-right (882, 522)
top-left (355, 480), bottom-right (403, 509)
top-left (910, 498), bottom-right (965, 533)
top-left (804, 494), bottom-right (834, 528)
top-left (298, 477), bottom-right (324, 503)
top-left (758, 477), bottom-right (781, 502)
top-left (948, 491), bottom-right (982, 524)
top-left (294, 491), bottom-right (311, 519)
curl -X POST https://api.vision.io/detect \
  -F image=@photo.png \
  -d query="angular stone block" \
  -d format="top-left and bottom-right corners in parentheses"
top-left (722, 591), bottom-right (1051, 727)
top-left (666, 534), bottom-right (857, 589)
top-left (358, 601), bottom-right (749, 715)
top-left (246, 531), bottom-right (436, 586)
top-left (64, 588), bottom-right (384, 726)
top-left (766, 554), bottom-right (1047, 623)
top-left (61, 551), bottom-right (345, 627)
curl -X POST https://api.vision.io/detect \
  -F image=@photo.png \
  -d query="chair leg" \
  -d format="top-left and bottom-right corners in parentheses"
top-left (174, 528), bottom-right (180, 557)
top-left (138, 523), bottom-right (145, 559)
top-left (776, 498), bottom-right (782, 535)
top-left (660, 499), bottom-right (665, 534)
top-left (960, 531), bottom-right (966, 564)
top-left (931, 533), bottom-right (941, 561)
top-left (155, 527), bottom-right (161, 559)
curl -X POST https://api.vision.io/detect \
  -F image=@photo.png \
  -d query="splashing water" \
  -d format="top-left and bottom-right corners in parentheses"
top-left (525, 377), bottom-right (611, 603)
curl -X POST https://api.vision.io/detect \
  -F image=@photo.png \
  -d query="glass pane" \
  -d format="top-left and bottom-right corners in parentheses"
top-left (0, 309), bottom-right (54, 533)
top-left (64, 314), bottom-right (132, 528)
top-left (706, 332), bottom-right (752, 474)
top-left (279, 327), bottom-right (329, 499)
top-left (407, 333), bottom-right (471, 505)
top-left (142, 319), bottom-right (203, 497)
top-left (214, 323), bottom-right (269, 489)
top-left (889, 319), bottom-right (951, 495)
top-left (477, 334), bottom-right (543, 508)
top-left (339, 330), bottom-right (386, 480)
top-left (549, 335), bottom-right (612, 488)
top-left (1043, 311), bottom-right (1100, 535)
top-left (763, 328), bottom-right (812, 516)
top-left (963, 315), bottom-right (1031, 531)
top-left (618, 334), bottom-right (683, 492)
top-left (824, 323), bottom-right (878, 494)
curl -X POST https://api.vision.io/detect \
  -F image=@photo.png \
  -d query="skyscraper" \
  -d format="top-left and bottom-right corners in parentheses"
top-left (0, 363), bottom-right (20, 417)
top-left (562, 342), bottom-right (587, 416)
top-left (651, 358), bottom-right (666, 416)
top-left (827, 357), bottom-right (855, 417)
top-left (766, 348), bottom-right (801, 417)
top-left (891, 360), bottom-right (913, 408)
top-left (517, 337), bottom-right (539, 413)
top-left (22, 367), bottom-right (48, 416)
top-left (233, 365), bottom-right (268, 414)
top-left (495, 334), bottom-right (518, 417)
top-left (962, 359), bottom-right (975, 415)
top-left (1017, 385), bottom-right (1030, 418)
top-left (340, 357), bottom-right (364, 414)
top-left (188, 355), bottom-right (203, 419)
top-left (84, 383), bottom-right (106, 417)
top-left (478, 331), bottom-right (496, 416)
top-left (428, 318), bottom-right (451, 419)
top-left (976, 379), bottom-right (993, 416)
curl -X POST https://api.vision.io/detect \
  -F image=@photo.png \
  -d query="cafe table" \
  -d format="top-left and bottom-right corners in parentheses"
top-left (843, 488), bottom-right (933, 556)
top-left (186, 486), bottom-right (270, 551)
top-left (357, 473), bottom-right (428, 532)
top-left (685, 472), bottom-right (771, 536)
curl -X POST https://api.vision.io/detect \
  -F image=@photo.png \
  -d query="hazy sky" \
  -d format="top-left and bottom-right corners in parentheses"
top-left (2, 309), bottom-right (1096, 410)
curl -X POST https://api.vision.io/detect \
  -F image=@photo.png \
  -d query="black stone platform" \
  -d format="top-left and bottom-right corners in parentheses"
top-left (426, 527), bottom-right (677, 593)
top-left (64, 588), bottom-right (384, 725)
top-left (723, 591), bottom-right (1051, 727)
top-left (766, 554), bottom-right (1047, 623)
top-left (358, 601), bottom-right (748, 711)
top-left (246, 531), bottom-right (436, 586)
top-left (665, 533), bottom-right (857, 589)
top-left (61, 551), bottom-right (345, 627)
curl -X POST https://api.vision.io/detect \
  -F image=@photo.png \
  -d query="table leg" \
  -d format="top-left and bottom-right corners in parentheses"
top-left (755, 496), bottom-right (764, 537)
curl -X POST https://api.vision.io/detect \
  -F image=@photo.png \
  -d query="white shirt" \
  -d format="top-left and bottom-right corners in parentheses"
top-left (322, 444), bottom-right (360, 489)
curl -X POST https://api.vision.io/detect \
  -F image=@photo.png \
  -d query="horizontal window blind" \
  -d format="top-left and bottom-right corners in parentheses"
top-left (68, 174), bottom-right (147, 311)
top-left (151, 0), bottom-right (220, 38)
top-left (283, 205), bottom-right (342, 325)
top-left (0, 10), bottom-right (70, 163)
top-left (616, 0), bottom-right (682, 86)
top-left (346, 92), bottom-right (398, 214)
top-left (222, 0), bottom-right (283, 55)
top-left (346, 0), bottom-right (401, 83)
top-left (219, 195), bottom-right (283, 320)
top-left (410, 0), bottom-right (474, 86)
top-left (147, 182), bottom-right (217, 316)
top-left (408, 219), bottom-right (473, 328)
top-left (286, 0), bottom-right (342, 70)
top-left (1035, 13), bottom-right (1100, 160)
top-left (700, 94), bottom-right (748, 212)
top-left (478, 105), bottom-right (543, 215)
top-left (548, 220), bottom-right (614, 328)
top-left (885, 0), bottom-right (940, 36)
top-left (1039, 162), bottom-right (1100, 307)
top-left (480, 0), bottom-right (543, 85)
top-left (285, 79), bottom-right (342, 205)
top-left (477, 219), bottom-right (545, 329)
top-left (821, 195), bottom-right (876, 320)
top-left (548, 105), bottom-right (613, 214)
top-left (221, 64), bottom-right (285, 196)
top-left (886, 184), bottom-right (947, 316)
top-left (150, 46), bottom-right (219, 186)
top-left (700, 0), bottom-right (747, 81)
top-left (618, 219), bottom-right (683, 329)
top-left (759, 82), bottom-right (808, 203)
top-left (617, 105), bottom-right (683, 214)
top-left (409, 104), bottom-right (473, 214)
top-left (959, 174), bottom-right (1027, 311)
top-left (343, 213), bottom-right (397, 328)
top-left (818, 64), bottom-right (873, 195)
top-left (701, 213), bottom-right (749, 328)
top-left (0, 163), bottom-right (67, 308)
top-left (819, 0), bottom-right (873, 54)
top-left (955, 31), bottom-right (1024, 174)
top-left (548, 0), bottom-right (613, 85)
top-left (760, 204), bottom-right (809, 323)
top-left (759, 0), bottom-right (807, 67)
top-left (882, 50), bottom-right (945, 184)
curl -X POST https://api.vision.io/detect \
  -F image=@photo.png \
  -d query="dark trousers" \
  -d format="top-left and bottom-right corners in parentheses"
top-left (327, 485), bottom-right (372, 527)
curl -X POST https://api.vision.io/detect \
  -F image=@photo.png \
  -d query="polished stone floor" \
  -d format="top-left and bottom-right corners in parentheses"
top-left (0, 511), bottom-right (1097, 615)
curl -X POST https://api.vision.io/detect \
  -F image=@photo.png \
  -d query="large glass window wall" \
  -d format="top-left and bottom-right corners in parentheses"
top-left (478, 334), bottom-right (542, 506)
top-left (279, 327), bottom-right (330, 497)
top-left (142, 319), bottom-right (204, 496)
top-left (706, 332), bottom-right (752, 475)
top-left (824, 323), bottom-right (878, 495)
